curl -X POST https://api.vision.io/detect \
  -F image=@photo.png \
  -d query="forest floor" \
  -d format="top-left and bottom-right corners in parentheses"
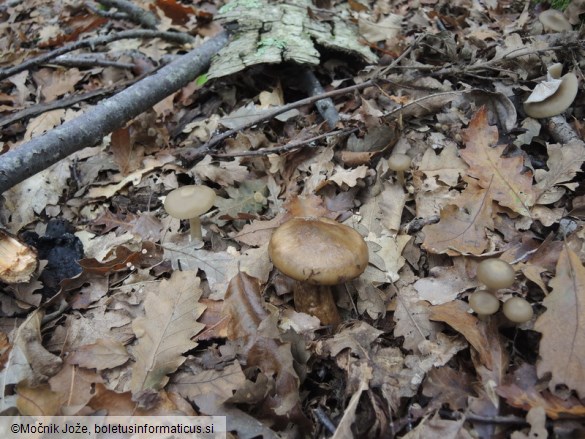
top-left (1, 0), bottom-right (585, 438)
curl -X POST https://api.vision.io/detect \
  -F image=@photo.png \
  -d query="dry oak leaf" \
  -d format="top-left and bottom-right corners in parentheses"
top-left (460, 106), bottom-right (534, 217)
top-left (222, 271), bottom-right (311, 430)
top-left (534, 245), bottom-right (585, 399)
top-left (429, 300), bottom-right (504, 374)
top-left (418, 142), bottom-right (467, 187)
top-left (534, 141), bottom-right (585, 203)
top-left (497, 364), bottom-right (585, 420)
top-left (422, 179), bottom-right (494, 256)
top-left (130, 270), bottom-right (205, 394)
top-left (170, 361), bottom-right (246, 403)
top-left (66, 338), bottom-right (130, 370)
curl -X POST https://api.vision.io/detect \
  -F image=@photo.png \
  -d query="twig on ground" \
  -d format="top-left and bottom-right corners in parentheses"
top-left (546, 115), bottom-right (584, 145)
top-left (85, 1), bottom-right (128, 19)
top-left (96, 0), bottom-right (158, 29)
top-left (0, 30), bottom-right (194, 81)
top-left (298, 68), bottom-right (339, 129)
top-left (0, 32), bottom-right (229, 194)
top-left (212, 128), bottom-right (358, 158)
top-left (0, 81), bottom-right (134, 128)
top-left (50, 54), bottom-right (135, 69)
top-left (181, 81), bottom-right (376, 162)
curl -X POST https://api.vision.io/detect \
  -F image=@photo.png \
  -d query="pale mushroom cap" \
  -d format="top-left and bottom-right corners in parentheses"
top-left (164, 185), bottom-right (216, 219)
top-left (388, 154), bottom-right (412, 171)
top-left (469, 290), bottom-right (500, 315)
top-left (503, 297), bottom-right (533, 323)
top-left (476, 258), bottom-right (515, 290)
top-left (268, 217), bottom-right (369, 285)
top-left (547, 63), bottom-right (563, 79)
top-left (538, 9), bottom-right (572, 32)
top-left (524, 72), bottom-right (579, 118)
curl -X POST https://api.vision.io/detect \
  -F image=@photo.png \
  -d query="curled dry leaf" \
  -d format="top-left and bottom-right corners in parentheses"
top-left (222, 271), bottom-right (311, 430)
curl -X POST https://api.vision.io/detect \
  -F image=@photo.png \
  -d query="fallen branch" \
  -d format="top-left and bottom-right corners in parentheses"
top-left (0, 32), bottom-right (228, 194)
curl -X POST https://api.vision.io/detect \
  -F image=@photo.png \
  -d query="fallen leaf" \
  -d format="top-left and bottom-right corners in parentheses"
top-left (422, 179), bottom-right (494, 256)
top-left (66, 338), bottom-right (130, 370)
top-left (460, 107), bottom-right (534, 216)
top-left (534, 245), bottom-right (585, 399)
top-left (130, 271), bottom-right (205, 394)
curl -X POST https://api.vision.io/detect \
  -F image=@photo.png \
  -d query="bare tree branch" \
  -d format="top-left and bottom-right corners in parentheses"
top-left (0, 32), bottom-right (228, 194)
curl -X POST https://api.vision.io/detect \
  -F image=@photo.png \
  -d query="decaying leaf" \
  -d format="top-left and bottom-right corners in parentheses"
top-left (66, 338), bottom-right (130, 370)
top-left (130, 271), bottom-right (205, 395)
top-left (534, 245), bottom-right (585, 399)
top-left (422, 179), bottom-right (494, 256)
top-left (459, 107), bottom-right (534, 217)
top-left (222, 271), bottom-right (311, 430)
top-left (497, 363), bottom-right (585, 420)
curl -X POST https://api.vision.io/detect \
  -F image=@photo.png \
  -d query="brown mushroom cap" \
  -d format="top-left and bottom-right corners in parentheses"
top-left (538, 9), bottom-right (572, 32)
top-left (164, 185), bottom-right (216, 219)
top-left (268, 217), bottom-right (369, 285)
top-left (388, 153), bottom-right (412, 171)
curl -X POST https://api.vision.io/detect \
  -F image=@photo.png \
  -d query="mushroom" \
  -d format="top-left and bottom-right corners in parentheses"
top-left (468, 290), bottom-right (500, 317)
top-left (388, 153), bottom-right (412, 186)
top-left (476, 258), bottom-right (515, 291)
top-left (538, 9), bottom-right (572, 32)
top-left (523, 71), bottom-right (579, 118)
top-left (164, 185), bottom-right (216, 241)
top-left (268, 217), bottom-right (369, 326)
top-left (502, 297), bottom-right (533, 323)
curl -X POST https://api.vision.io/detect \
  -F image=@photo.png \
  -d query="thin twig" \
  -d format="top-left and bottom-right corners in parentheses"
top-left (212, 128), bottom-right (358, 158)
top-left (96, 0), bottom-right (158, 28)
top-left (181, 81), bottom-right (376, 162)
top-left (0, 30), bottom-right (194, 81)
top-left (50, 54), bottom-right (135, 69)
top-left (0, 80), bottom-right (135, 128)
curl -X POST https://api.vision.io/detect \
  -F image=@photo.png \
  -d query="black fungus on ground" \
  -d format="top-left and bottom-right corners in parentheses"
top-left (21, 218), bottom-right (84, 296)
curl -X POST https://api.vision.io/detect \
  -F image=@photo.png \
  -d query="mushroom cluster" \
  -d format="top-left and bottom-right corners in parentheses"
top-left (469, 258), bottom-right (533, 323)
top-left (523, 63), bottom-right (579, 119)
top-left (268, 217), bottom-right (369, 326)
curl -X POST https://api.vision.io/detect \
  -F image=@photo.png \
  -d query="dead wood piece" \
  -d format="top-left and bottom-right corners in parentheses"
top-left (0, 32), bottom-right (229, 194)
top-left (96, 0), bottom-right (158, 29)
top-left (298, 68), bottom-right (339, 129)
top-left (0, 229), bottom-right (38, 284)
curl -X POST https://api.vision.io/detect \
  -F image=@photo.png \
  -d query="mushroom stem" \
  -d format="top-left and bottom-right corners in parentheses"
top-left (396, 171), bottom-right (405, 186)
top-left (189, 217), bottom-right (203, 241)
top-left (293, 282), bottom-right (341, 327)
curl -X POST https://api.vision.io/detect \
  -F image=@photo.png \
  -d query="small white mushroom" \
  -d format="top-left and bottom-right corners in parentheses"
top-left (388, 153), bottom-right (412, 186)
top-left (538, 9), bottom-right (572, 32)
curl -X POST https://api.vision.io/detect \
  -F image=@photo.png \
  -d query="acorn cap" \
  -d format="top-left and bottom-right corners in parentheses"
top-left (164, 185), bottom-right (216, 219)
top-left (268, 217), bottom-right (369, 285)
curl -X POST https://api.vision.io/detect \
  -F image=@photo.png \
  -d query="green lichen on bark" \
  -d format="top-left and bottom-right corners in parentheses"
top-left (208, 0), bottom-right (377, 78)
